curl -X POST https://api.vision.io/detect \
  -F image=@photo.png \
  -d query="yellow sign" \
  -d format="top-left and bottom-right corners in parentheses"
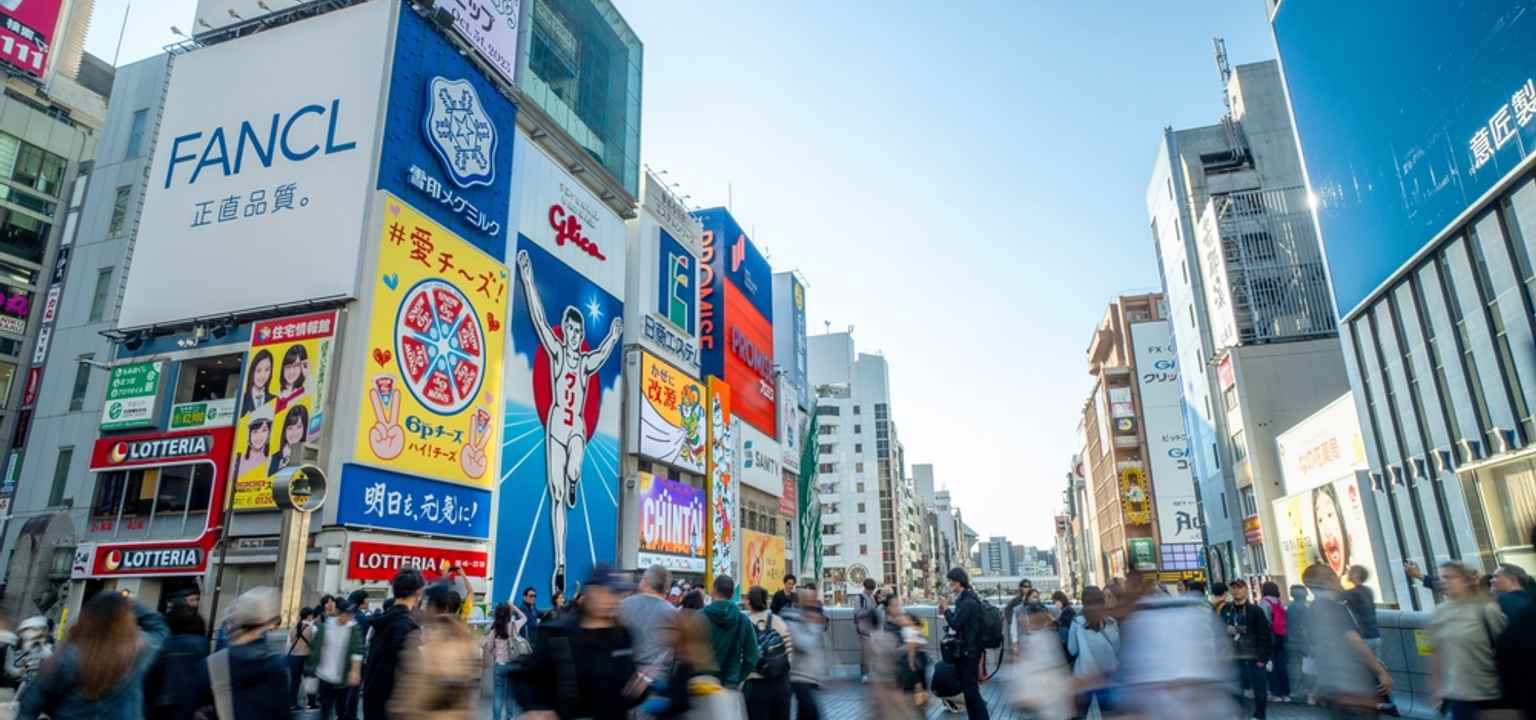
top-left (742, 529), bottom-right (786, 595)
top-left (635, 351), bottom-right (706, 473)
top-left (353, 194), bottom-right (507, 488)
top-left (1119, 466), bottom-right (1152, 525)
top-left (233, 311), bottom-right (337, 510)
top-left (1414, 629), bottom-right (1433, 656)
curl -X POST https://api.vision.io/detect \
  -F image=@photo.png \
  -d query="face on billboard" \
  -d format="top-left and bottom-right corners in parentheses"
top-left (634, 351), bottom-right (706, 474)
top-left (1273, 477), bottom-right (1381, 596)
top-left (378, 7), bottom-right (515, 260)
top-left (234, 311), bottom-right (337, 510)
top-left (742, 529), bottom-right (786, 594)
top-left (723, 283), bottom-right (777, 437)
top-left (122, 1), bottom-right (389, 328)
top-left (496, 234), bottom-right (625, 600)
top-left (1274, 1), bottom-right (1536, 314)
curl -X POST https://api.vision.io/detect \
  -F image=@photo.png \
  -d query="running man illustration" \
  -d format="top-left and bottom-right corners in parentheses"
top-left (516, 249), bottom-right (623, 594)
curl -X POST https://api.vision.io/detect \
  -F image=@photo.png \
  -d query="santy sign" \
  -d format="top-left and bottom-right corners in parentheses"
top-left (346, 540), bottom-right (488, 581)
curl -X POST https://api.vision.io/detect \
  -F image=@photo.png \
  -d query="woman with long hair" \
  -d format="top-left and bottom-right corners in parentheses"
top-left (238, 417), bottom-right (273, 476)
top-left (1068, 586), bottom-right (1119, 720)
top-left (483, 602), bottom-right (527, 720)
top-left (18, 590), bottom-right (169, 719)
top-left (241, 349), bottom-right (275, 416)
top-left (276, 344), bottom-right (309, 408)
top-left (1429, 562), bottom-right (1508, 720)
top-left (268, 405), bottom-right (309, 476)
top-left (1312, 484), bottom-right (1351, 578)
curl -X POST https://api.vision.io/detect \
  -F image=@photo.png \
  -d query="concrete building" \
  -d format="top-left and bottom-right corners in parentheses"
top-left (1272, 1), bottom-right (1536, 607)
top-left (810, 331), bottom-right (916, 599)
top-left (977, 536), bottom-right (1012, 576)
top-left (1146, 57), bottom-right (1348, 582)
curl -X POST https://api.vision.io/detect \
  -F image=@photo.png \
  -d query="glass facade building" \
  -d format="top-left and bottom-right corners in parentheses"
top-left (518, 0), bottom-right (643, 198)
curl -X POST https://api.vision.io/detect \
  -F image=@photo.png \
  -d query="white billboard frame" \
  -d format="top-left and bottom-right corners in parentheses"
top-left (1131, 321), bottom-right (1202, 545)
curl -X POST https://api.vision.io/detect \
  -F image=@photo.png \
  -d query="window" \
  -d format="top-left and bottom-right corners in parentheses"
top-left (69, 354), bottom-right (92, 411)
top-left (0, 136), bottom-right (67, 196)
top-left (855, 462), bottom-right (864, 473)
top-left (859, 523), bottom-right (867, 534)
top-left (0, 208), bottom-right (51, 263)
top-left (854, 443), bottom-right (863, 453)
top-left (857, 502), bottom-right (866, 513)
top-left (1231, 429), bottom-right (1247, 462)
top-left (48, 447), bottom-right (72, 506)
top-left (818, 444), bottom-right (834, 454)
top-left (1189, 304), bottom-right (1196, 329)
top-left (125, 110), bottom-right (148, 159)
top-left (88, 268), bottom-right (112, 322)
top-left (823, 545), bottom-right (839, 557)
top-left (0, 360), bottom-right (14, 405)
top-left (1223, 386), bottom-right (1238, 411)
top-left (860, 545), bottom-right (868, 555)
top-left (856, 482), bottom-right (865, 493)
top-left (1239, 486), bottom-right (1258, 516)
top-left (108, 186), bottom-right (131, 236)
top-left (172, 353), bottom-right (241, 404)
top-left (854, 424), bottom-right (862, 434)
top-left (853, 406), bottom-right (861, 415)
top-left (823, 524), bottom-right (839, 535)
top-left (815, 406), bottom-right (840, 416)
top-left (822, 424), bottom-right (837, 435)
top-left (817, 463), bottom-right (835, 473)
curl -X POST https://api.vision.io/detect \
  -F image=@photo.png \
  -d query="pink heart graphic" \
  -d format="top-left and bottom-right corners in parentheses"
top-left (389, 203), bottom-right (401, 217)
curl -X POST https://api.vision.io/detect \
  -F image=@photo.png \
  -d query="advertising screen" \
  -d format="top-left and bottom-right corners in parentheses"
top-left (721, 282), bottom-right (776, 437)
top-left (636, 473), bottom-right (706, 572)
top-left (772, 272), bottom-right (809, 411)
top-left (1131, 321), bottom-right (1201, 544)
top-left (742, 529), bottom-right (786, 594)
top-left (378, 7), bottom-right (515, 260)
top-left (1272, 476), bottom-right (1382, 595)
top-left (1273, 0), bottom-right (1536, 315)
top-left (0, 0), bottom-right (62, 79)
top-left (706, 378), bottom-right (736, 585)
top-left (121, 0), bottom-right (390, 328)
top-left (627, 195), bottom-right (699, 375)
top-left (628, 350), bottom-right (705, 474)
top-left (233, 311), bottom-right (337, 509)
top-left (352, 194), bottom-right (507, 489)
top-left (694, 208), bottom-right (773, 321)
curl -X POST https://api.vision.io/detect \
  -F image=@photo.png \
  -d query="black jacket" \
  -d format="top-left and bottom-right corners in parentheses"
top-left (945, 589), bottom-right (985, 659)
top-left (362, 604), bottom-right (419, 720)
top-left (770, 589), bottom-right (794, 616)
top-left (144, 632), bottom-right (211, 718)
top-left (1495, 593), bottom-right (1535, 719)
top-left (227, 639), bottom-right (290, 720)
top-left (1219, 601), bottom-right (1274, 662)
top-left (514, 614), bottom-right (640, 720)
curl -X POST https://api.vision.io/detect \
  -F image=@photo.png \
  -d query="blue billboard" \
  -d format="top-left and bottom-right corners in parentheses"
top-left (693, 207), bottom-right (773, 379)
top-left (1274, 0), bottom-right (1536, 316)
top-left (337, 463), bottom-right (492, 540)
top-left (378, 6), bottom-right (516, 260)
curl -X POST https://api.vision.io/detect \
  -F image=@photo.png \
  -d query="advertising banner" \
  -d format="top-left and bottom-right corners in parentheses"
top-left (778, 376), bottom-right (802, 471)
top-left (378, 6), bottom-right (515, 260)
top-left (1128, 538), bottom-right (1157, 572)
top-left (337, 463), bottom-right (491, 540)
top-left (493, 233), bottom-right (625, 599)
top-left (797, 411), bottom-right (821, 583)
top-left (1118, 466), bottom-right (1151, 526)
top-left (353, 194), bottom-right (507, 489)
top-left (120, 0), bottom-right (390, 328)
top-left (233, 311), bottom-right (337, 510)
top-left (0, 0), bottom-right (62, 79)
top-left (694, 208), bottom-right (773, 321)
top-left (706, 377), bottom-right (736, 585)
top-left (628, 350), bottom-right (705, 474)
top-left (695, 209), bottom-right (777, 437)
top-left (737, 421), bottom-right (782, 497)
top-left (510, 130), bottom-right (627, 295)
top-left (346, 539), bottom-right (489, 582)
top-left (1131, 321), bottom-right (1201, 544)
top-left (1272, 476), bottom-right (1382, 595)
top-left (1277, 394), bottom-right (1369, 496)
top-left (742, 529), bottom-right (786, 594)
top-left (100, 362), bottom-right (163, 431)
top-left (628, 181), bottom-right (700, 375)
top-left (440, 0), bottom-right (520, 86)
top-left (636, 473), bottom-right (706, 573)
top-left (169, 399), bottom-right (237, 430)
top-left (787, 275), bottom-right (809, 409)
top-left (0, 284), bottom-right (31, 335)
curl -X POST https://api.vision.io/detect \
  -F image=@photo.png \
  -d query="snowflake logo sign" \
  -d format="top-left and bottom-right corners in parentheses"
top-left (423, 76), bottom-right (497, 189)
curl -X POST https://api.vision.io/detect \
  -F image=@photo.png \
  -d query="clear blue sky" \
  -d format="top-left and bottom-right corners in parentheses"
top-left (87, 1), bottom-right (1277, 548)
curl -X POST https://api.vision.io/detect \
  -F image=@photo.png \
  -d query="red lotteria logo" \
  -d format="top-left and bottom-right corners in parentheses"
top-left (104, 550), bottom-right (123, 571)
top-left (548, 204), bottom-right (606, 261)
top-left (108, 442), bottom-right (129, 464)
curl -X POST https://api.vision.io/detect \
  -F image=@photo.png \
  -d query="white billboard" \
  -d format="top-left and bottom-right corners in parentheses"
top-left (121, 1), bottom-right (391, 328)
top-left (1276, 393), bottom-right (1370, 496)
top-left (442, 0), bottom-right (521, 86)
top-left (1131, 321), bottom-right (1202, 545)
top-left (510, 129), bottom-right (627, 295)
top-left (624, 174), bottom-right (701, 376)
top-left (736, 419), bottom-right (782, 497)
top-left (778, 375), bottom-right (803, 473)
top-left (1272, 476), bottom-right (1383, 596)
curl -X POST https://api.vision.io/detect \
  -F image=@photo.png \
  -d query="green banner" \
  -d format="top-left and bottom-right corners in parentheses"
top-left (100, 362), bottom-right (163, 431)
top-left (797, 405), bottom-right (821, 585)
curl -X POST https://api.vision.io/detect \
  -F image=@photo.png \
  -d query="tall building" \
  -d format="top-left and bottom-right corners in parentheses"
top-left (977, 536), bottom-right (1012, 576)
top-left (1147, 57), bottom-right (1352, 582)
top-left (809, 331), bottom-right (914, 598)
top-left (1272, 0), bottom-right (1536, 606)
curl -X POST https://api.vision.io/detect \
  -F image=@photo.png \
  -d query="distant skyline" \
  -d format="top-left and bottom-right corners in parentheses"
top-left (80, 1), bottom-right (1279, 547)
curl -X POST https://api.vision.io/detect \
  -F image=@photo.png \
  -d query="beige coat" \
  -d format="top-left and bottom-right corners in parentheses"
top-left (389, 613), bottom-right (482, 720)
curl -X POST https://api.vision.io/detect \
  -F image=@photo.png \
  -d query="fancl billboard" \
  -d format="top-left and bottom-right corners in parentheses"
top-left (121, 1), bottom-right (391, 328)
top-left (1274, 0), bottom-right (1536, 315)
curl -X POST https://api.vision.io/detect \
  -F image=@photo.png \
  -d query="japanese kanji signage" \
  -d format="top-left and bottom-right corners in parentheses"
top-left (346, 538), bottom-right (489, 582)
top-left (233, 311), bottom-right (337, 510)
top-left (100, 362), bottom-right (163, 431)
top-left (626, 350), bottom-right (705, 474)
top-left (0, 0), bottom-right (62, 80)
top-left (121, 1), bottom-right (390, 328)
top-left (440, 0), bottom-right (520, 87)
top-left (378, 6), bottom-right (515, 260)
top-left (337, 463), bottom-right (491, 540)
top-left (705, 377), bottom-right (736, 586)
top-left (354, 193), bottom-right (507, 489)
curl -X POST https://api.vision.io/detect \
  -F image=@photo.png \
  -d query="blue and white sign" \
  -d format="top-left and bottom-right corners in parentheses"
top-left (337, 463), bottom-right (492, 540)
top-left (379, 6), bottom-right (515, 260)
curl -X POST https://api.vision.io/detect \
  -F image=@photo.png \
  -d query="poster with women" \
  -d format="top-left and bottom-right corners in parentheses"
top-left (232, 311), bottom-right (338, 509)
top-left (1272, 475), bottom-right (1382, 594)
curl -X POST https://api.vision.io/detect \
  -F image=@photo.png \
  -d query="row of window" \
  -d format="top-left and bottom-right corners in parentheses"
top-left (815, 405), bottom-right (862, 417)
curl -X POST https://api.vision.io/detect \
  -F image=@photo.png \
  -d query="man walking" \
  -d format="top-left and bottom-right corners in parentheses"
top-left (939, 568), bottom-right (989, 720)
top-left (703, 575), bottom-right (760, 688)
top-left (363, 568), bottom-right (425, 720)
top-left (1219, 579), bottom-right (1274, 720)
top-left (854, 578), bottom-right (879, 682)
top-left (618, 565), bottom-right (678, 687)
top-left (784, 583), bottom-right (827, 720)
top-left (771, 574), bottom-right (798, 615)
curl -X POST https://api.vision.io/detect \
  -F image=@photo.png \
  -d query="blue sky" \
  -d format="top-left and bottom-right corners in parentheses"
top-left (89, 1), bottom-right (1276, 548)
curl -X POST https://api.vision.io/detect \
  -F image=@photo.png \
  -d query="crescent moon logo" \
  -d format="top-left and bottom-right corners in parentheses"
top-left (108, 442), bottom-right (129, 464)
top-left (104, 550), bottom-right (123, 571)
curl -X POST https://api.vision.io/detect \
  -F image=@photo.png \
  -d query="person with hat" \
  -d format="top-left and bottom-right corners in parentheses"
top-left (515, 564), bottom-right (647, 719)
top-left (208, 586), bottom-right (290, 720)
top-left (307, 601), bottom-right (363, 720)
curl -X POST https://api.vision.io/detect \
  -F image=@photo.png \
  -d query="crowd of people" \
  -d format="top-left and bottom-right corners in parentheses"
top-left (2, 539), bottom-right (1535, 720)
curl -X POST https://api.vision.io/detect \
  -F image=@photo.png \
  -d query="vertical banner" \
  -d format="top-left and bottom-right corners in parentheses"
top-left (742, 529), bottom-right (786, 594)
top-left (234, 311), bottom-right (338, 509)
top-left (797, 409), bottom-right (822, 583)
top-left (353, 194), bottom-right (507, 488)
top-left (706, 377), bottom-right (736, 586)
top-left (495, 236), bottom-right (625, 598)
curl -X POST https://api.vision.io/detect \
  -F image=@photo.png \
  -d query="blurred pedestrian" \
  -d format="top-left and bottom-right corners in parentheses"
top-left (938, 567), bottom-right (989, 720)
top-left (210, 586), bottom-right (290, 720)
top-left (1490, 564), bottom-right (1533, 618)
top-left (307, 601), bottom-right (363, 720)
top-left (1429, 562), bottom-right (1507, 720)
top-left (286, 606), bottom-right (318, 710)
top-left (1220, 578), bottom-right (1273, 720)
top-left (1066, 586), bottom-right (1118, 720)
top-left (319, 594), bottom-right (339, 618)
top-left (1301, 564), bottom-right (1392, 718)
top-left (390, 582), bottom-right (481, 719)
top-left (1116, 575), bottom-right (1236, 720)
top-left (515, 564), bottom-right (647, 719)
top-left (342, 589), bottom-right (371, 720)
top-left (19, 590), bottom-right (169, 720)
top-left (681, 589), bottom-right (707, 611)
top-left (743, 586), bottom-right (792, 720)
top-left (1050, 591), bottom-right (1076, 652)
top-left (517, 587), bottom-right (542, 643)
top-left (1006, 603), bottom-right (1071, 720)
top-left (1492, 525), bottom-right (1536, 719)
top-left (1342, 565), bottom-right (1395, 714)
top-left (1258, 581), bottom-right (1290, 702)
top-left (895, 607), bottom-right (930, 707)
top-left (483, 602), bottom-right (527, 720)
top-left (143, 605), bottom-right (211, 719)
top-left (1285, 584), bottom-right (1313, 702)
top-left (1003, 579), bottom-right (1032, 655)
top-left (542, 590), bottom-right (568, 623)
top-left (770, 575), bottom-right (797, 616)
top-left (703, 575), bottom-right (759, 689)
top-left (783, 584), bottom-right (826, 720)
top-left (618, 565), bottom-right (678, 690)
top-left (363, 568), bottom-right (426, 720)
top-left (1209, 581), bottom-right (1230, 614)
top-left (853, 578), bottom-right (879, 682)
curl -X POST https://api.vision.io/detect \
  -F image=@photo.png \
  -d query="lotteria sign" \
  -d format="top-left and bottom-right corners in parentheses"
top-left (95, 546), bottom-right (203, 575)
top-left (90, 428), bottom-right (230, 471)
top-left (346, 540), bottom-right (488, 582)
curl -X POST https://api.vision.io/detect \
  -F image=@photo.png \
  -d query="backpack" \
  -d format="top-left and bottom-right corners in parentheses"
top-left (853, 593), bottom-right (878, 634)
top-left (753, 616), bottom-right (790, 679)
top-left (978, 599), bottom-right (1005, 650)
